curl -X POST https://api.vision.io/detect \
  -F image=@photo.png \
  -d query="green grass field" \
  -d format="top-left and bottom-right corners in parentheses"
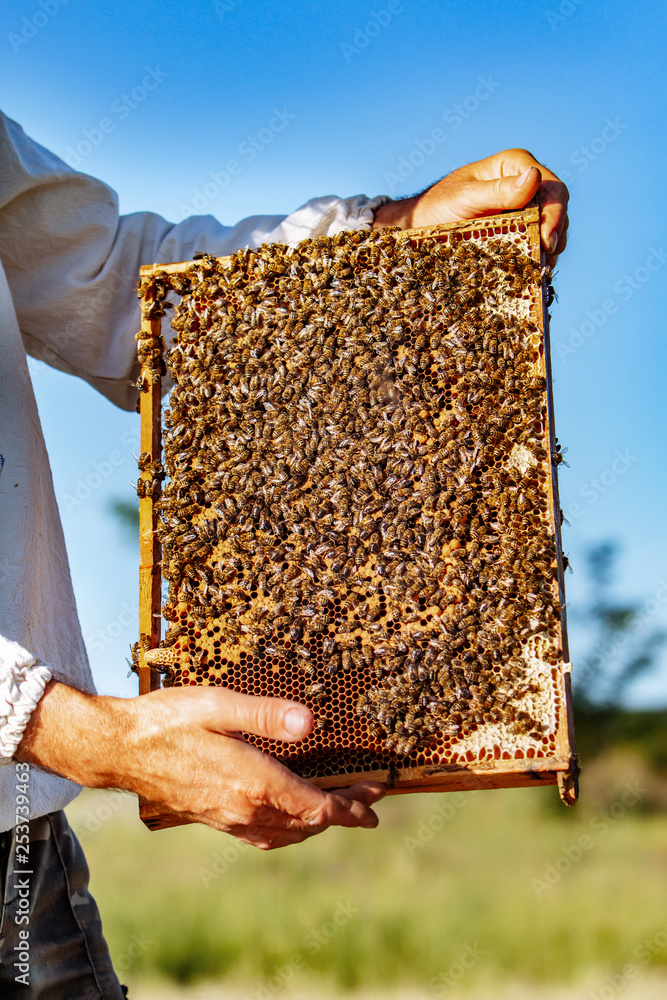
top-left (65, 751), bottom-right (667, 997)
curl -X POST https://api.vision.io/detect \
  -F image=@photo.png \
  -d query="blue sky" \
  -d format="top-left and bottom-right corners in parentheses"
top-left (2, 0), bottom-right (666, 704)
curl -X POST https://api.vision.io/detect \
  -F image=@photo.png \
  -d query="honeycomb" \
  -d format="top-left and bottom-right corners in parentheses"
top-left (135, 206), bottom-right (577, 826)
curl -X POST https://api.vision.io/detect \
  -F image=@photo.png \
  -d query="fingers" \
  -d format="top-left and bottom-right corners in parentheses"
top-left (217, 689), bottom-right (313, 742)
top-left (460, 151), bottom-right (569, 256)
top-left (488, 151), bottom-right (569, 258)
top-left (257, 785), bottom-right (385, 846)
top-left (545, 214), bottom-right (568, 268)
top-left (537, 178), bottom-right (569, 259)
top-left (266, 774), bottom-right (383, 831)
top-left (333, 781), bottom-right (387, 807)
top-left (411, 148), bottom-right (569, 261)
top-left (159, 686), bottom-right (314, 742)
top-left (203, 735), bottom-right (383, 832)
top-left (233, 828), bottom-right (314, 850)
top-left (236, 788), bottom-right (385, 850)
top-left (242, 753), bottom-right (385, 831)
top-left (449, 166), bottom-right (542, 222)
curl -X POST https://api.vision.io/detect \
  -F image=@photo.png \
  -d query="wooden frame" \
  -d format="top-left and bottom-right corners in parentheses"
top-left (136, 206), bottom-right (578, 830)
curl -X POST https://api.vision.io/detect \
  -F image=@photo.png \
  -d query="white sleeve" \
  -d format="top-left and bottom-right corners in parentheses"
top-left (0, 262), bottom-right (85, 818)
top-left (0, 111), bottom-right (389, 411)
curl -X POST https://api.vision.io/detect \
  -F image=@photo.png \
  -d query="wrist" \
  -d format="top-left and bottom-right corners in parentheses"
top-left (372, 195), bottom-right (419, 231)
top-left (15, 681), bottom-right (135, 790)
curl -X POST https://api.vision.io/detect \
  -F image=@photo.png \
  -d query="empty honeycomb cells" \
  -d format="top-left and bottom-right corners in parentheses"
top-left (146, 220), bottom-right (566, 783)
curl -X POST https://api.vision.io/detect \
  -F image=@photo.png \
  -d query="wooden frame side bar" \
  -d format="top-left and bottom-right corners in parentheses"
top-left (138, 307), bottom-right (163, 695)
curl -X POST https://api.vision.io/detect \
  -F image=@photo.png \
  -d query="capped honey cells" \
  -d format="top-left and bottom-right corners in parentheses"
top-left (135, 208), bottom-right (578, 822)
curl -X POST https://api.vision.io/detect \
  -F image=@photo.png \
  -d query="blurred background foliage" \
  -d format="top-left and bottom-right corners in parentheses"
top-left (68, 775), bottom-right (667, 994)
top-left (572, 541), bottom-right (667, 800)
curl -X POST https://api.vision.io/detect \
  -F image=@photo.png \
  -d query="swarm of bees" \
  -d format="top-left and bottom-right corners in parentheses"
top-left (138, 222), bottom-right (567, 776)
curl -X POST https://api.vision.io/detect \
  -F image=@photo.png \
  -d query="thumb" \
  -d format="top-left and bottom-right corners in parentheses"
top-left (200, 687), bottom-right (313, 742)
top-left (455, 165), bottom-right (541, 219)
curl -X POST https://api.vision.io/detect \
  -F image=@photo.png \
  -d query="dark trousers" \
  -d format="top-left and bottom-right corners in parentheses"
top-left (0, 811), bottom-right (127, 999)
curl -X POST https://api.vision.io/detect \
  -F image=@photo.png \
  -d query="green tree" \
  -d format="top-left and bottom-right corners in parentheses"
top-left (572, 541), bottom-right (665, 711)
top-left (108, 498), bottom-right (139, 544)
top-left (571, 541), bottom-right (667, 767)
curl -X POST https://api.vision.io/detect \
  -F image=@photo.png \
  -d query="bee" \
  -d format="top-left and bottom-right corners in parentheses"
top-left (342, 592), bottom-right (360, 613)
top-left (552, 440), bottom-right (569, 467)
top-left (135, 478), bottom-right (150, 499)
top-left (322, 636), bottom-right (337, 656)
top-left (289, 622), bottom-right (303, 642)
top-left (305, 682), bottom-right (326, 700)
top-left (265, 644), bottom-right (286, 660)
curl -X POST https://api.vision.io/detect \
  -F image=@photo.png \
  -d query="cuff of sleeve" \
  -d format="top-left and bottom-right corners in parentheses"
top-left (0, 637), bottom-right (52, 763)
top-left (267, 194), bottom-right (393, 246)
top-left (333, 194), bottom-right (392, 234)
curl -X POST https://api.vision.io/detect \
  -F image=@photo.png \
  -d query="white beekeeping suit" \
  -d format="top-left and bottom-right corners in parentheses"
top-left (0, 110), bottom-right (387, 829)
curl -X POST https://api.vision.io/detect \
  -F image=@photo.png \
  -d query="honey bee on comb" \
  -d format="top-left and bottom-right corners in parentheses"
top-left (136, 206), bottom-right (578, 827)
